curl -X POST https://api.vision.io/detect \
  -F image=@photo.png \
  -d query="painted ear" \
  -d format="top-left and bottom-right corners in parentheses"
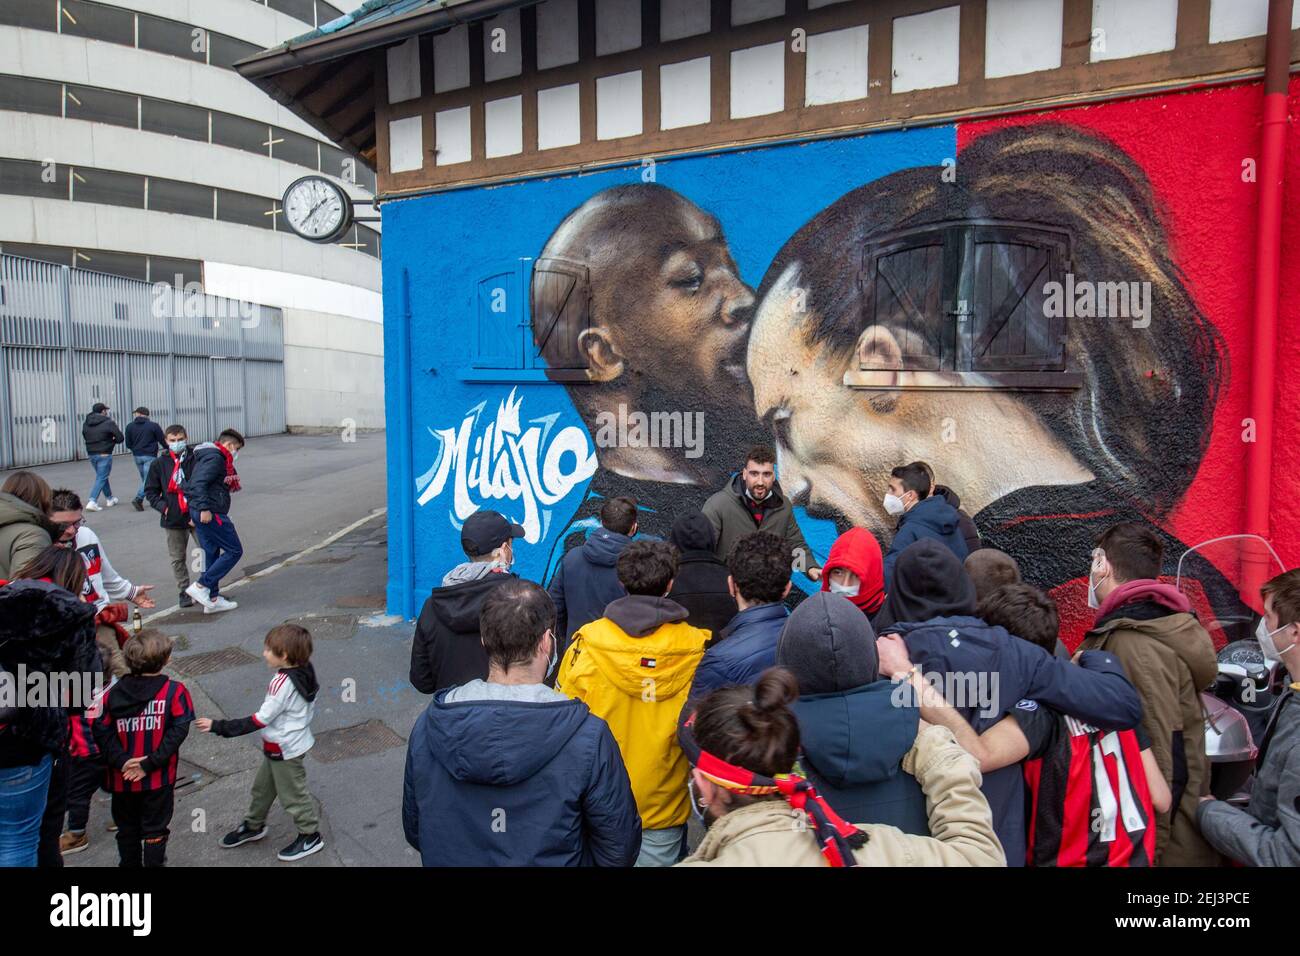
top-left (577, 327), bottom-right (625, 383)
top-left (855, 324), bottom-right (905, 370)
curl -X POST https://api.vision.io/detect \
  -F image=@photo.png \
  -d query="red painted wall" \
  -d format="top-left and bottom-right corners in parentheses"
top-left (961, 77), bottom-right (1300, 645)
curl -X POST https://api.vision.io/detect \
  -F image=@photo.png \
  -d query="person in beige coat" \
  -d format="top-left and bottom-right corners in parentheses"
top-left (677, 667), bottom-right (1005, 867)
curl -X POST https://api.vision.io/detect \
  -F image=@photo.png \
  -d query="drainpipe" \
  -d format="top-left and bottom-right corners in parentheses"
top-left (1243, 0), bottom-right (1293, 600)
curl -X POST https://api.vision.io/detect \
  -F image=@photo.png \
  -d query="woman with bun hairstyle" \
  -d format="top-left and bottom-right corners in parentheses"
top-left (677, 667), bottom-right (1006, 866)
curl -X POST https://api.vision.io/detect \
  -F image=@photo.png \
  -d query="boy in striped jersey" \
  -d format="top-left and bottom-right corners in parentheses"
top-left (92, 630), bottom-right (193, 868)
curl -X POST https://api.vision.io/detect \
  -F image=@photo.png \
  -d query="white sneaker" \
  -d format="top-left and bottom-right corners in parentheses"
top-left (105, 497), bottom-right (119, 507)
top-left (84, 500), bottom-right (103, 512)
top-left (185, 582), bottom-right (216, 609)
top-left (204, 595), bottom-right (238, 615)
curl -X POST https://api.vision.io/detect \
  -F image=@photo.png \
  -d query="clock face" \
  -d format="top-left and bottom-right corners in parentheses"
top-left (283, 176), bottom-right (351, 242)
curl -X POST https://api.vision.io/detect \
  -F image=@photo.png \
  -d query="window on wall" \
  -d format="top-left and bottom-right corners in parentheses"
top-left (0, 0), bottom-right (56, 30)
top-left (209, 33), bottom-right (264, 70)
top-left (71, 167), bottom-right (146, 208)
top-left (316, 0), bottom-right (344, 26)
top-left (138, 13), bottom-right (207, 62)
top-left (76, 248), bottom-right (148, 282)
top-left (0, 242), bottom-right (76, 267)
top-left (271, 128), bottom-right (319, 168)
top-left (59, 0), bottom-right (136, 46)
top-left (0, 158), bottom-right (70, 200)
top-left (268, 0), bottom-right (316, 24)
top-left (0, 75), bottom-right (63, 116)
top-left (849, 221), bottom-right (1076, 389)
top-left (212, 113), bottom-right (271, 154)
top-left (149, 256), bottom-right (203, 287)
top-left (216, 189), bottom-right (275, 229)
top-left (141, 98), bottom-right (210, 142)
top-left (148, 177), bottom-right (215, 218)
top-left (64, 84), bottom-right (138, 129)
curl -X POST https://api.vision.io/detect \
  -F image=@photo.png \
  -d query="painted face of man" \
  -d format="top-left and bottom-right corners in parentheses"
top-left (747, 262), bottom-right (1060, 533)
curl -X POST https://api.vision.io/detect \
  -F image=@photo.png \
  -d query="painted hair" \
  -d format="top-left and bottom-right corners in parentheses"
top-left (756, 123), bottom-right (1223, 516)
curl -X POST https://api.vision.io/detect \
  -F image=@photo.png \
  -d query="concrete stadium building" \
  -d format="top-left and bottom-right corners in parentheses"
top-left (0, 0), bottom-right (385, 434)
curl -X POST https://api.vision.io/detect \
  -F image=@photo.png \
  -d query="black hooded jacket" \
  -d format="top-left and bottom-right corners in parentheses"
top-left (410, 570), bottom-right (519, 694)
top-left (82, 413), bottom-right (124, 455)
top-left (933, 485), bottom-right (982, 556)
top-left (666, 512), bottom-right (737, 639)
top-left (0, 579), bottom-right (99, 767)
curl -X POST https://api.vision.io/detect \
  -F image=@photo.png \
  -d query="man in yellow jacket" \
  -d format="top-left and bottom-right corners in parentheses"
top-left (557, 539), bottom-right (709, 866)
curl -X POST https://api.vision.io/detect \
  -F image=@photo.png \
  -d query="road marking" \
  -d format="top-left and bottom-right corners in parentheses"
top-left (144, 507), bottom-right (387, 625)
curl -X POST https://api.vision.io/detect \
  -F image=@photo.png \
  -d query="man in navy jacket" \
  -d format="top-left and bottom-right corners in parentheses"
top-left (547, 496), bottom-right (636, 647)
top-left (403, 580), bottom-right (641, 866)
top-left (182, 428), bottom-right (245, 615)
top-left (882, 462), bottom-right (969, 588)
top-left (876, 539), bottom-right (1142, 865)
top-left (688, 532), bottom-right (791, 701)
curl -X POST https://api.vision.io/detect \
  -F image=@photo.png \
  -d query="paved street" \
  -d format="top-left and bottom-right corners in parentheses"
top-left (7, 432), bottom-right (431, 867)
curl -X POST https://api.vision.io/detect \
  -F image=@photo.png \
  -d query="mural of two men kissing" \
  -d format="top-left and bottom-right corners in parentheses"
top-left (404, 84), bottom-right (1294, 645)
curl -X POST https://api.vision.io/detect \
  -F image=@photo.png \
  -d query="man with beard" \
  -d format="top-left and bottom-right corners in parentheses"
top-left (531, 184), bottom-right (763, 579)
top-left (702, 446), bottom-right (821, 584)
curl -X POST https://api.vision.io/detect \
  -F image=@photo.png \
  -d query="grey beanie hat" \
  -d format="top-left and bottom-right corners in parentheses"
top-left (775, 591), bottom-right (879, 695)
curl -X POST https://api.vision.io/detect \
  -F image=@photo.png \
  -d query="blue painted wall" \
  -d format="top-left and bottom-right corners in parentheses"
top-left (381, 124), bottom-right (956, 616)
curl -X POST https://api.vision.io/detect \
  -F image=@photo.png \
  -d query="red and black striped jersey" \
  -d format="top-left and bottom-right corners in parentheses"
top-left (1014, 700), bottom-right (1156, 867)
top-left (93, 675), bottom-right (194, 793)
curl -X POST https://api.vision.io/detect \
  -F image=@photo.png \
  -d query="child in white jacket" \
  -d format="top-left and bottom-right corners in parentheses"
top-left (196, 623), bottom-right (324, 862)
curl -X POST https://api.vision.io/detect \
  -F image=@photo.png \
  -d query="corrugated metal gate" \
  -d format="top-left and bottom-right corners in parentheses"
top-left (0, 254), bottom-right (286, 469)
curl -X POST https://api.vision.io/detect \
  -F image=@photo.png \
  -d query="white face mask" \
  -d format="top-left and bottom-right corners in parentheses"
top-left (169, 441), bottom-right (186, 454)
top-left (1256, 618), bottom-right (1295, 663)
top-left (544, 630), bottom-right (558, 678)
top-left (688, 775), bottom-right (708, 827)
top-left (883, 493), bottom-right (906, 517)
top-left (830, 580), bottom-right (860, 597)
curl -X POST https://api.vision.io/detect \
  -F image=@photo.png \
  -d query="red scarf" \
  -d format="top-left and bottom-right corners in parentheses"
top-left (217, 443), bottom-right (242, 494)
top-left (168, 451), bottom-right (189, 514)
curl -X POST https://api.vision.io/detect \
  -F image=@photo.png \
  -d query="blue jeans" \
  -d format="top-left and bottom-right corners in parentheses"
top-left (635, 825), bottom-right (685, 867)
top-left (195, 514), bottom-right (243, 598)
top-left (88, 453), bottom-right (113, 503)
top-left (0, 754), bottom-right (53, 867)
top-left (133, 454), bottom-right (154, 501)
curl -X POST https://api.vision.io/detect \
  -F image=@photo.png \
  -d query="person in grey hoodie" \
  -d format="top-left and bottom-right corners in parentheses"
top-left (776, 591), bottom-right (929, 835)
top-left (409, 510), bottom-right (525, 694)
top-left (1198, 569), bottom-right (1300, 866)
top-left (547, 496), bottom-right (636, 647)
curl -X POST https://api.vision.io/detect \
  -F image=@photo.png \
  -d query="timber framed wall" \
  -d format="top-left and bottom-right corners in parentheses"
top-left (373, 0), bottom-right (1300, 193)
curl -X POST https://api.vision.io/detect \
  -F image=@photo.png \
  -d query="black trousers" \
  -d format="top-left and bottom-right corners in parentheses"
top-left (66, 757), bottom-right (105, 833)
top-left (37, 755), bottom-right (67, 868)
top-left (111, 787), bottom-right (175, 868)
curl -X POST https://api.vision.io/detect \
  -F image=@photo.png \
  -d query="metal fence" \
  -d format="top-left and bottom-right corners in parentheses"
top-left (0, 254), bottom-right (286, 470)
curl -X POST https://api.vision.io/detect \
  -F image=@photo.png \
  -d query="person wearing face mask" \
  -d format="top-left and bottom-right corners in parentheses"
top-left (1075, 522), bottom-right (1220, 866)
top-left (409, 510), bottom-right (526, 695)
top-left (1197, 569), bottom-right (1300, 866)
top-left (402, 580), bottom-right (641, 866)
top-left (881, 463), bottom-right (969, 590)
top-left (143, 425), bottom-right (200, 608)
top-left (181, 428), bottom-right (246, 615)
top-left (820, 527), bottom-right (886, 617)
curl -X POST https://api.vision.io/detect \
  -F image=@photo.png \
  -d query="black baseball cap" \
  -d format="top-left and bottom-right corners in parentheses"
top-left (461, 510), bottom-right (525, 557)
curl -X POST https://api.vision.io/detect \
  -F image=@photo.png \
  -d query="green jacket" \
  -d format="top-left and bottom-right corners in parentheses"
top-left (1078, 602), bottom-right (1219, 866)
top-left (0, 492), bottom-right (54, 580)
top-left (701, 475), bottom-right (818, 575)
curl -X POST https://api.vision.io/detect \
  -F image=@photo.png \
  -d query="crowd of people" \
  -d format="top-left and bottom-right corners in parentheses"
top-left (403, 445), bottom-right (1300, 868)
top-left (3, 433), bottom-right (1299, 870)
top-left (0, 413), bottom-right (252, 866)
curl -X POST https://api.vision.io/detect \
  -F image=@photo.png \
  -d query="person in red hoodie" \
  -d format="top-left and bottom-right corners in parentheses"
top-left (819, 528), bottom-right (886, 618)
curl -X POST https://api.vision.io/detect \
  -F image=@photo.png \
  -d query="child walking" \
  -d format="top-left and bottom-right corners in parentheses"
top-left (91, 630), bottom-right (193, 867)
top-left (197, 623), bottom-right (323, 862)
